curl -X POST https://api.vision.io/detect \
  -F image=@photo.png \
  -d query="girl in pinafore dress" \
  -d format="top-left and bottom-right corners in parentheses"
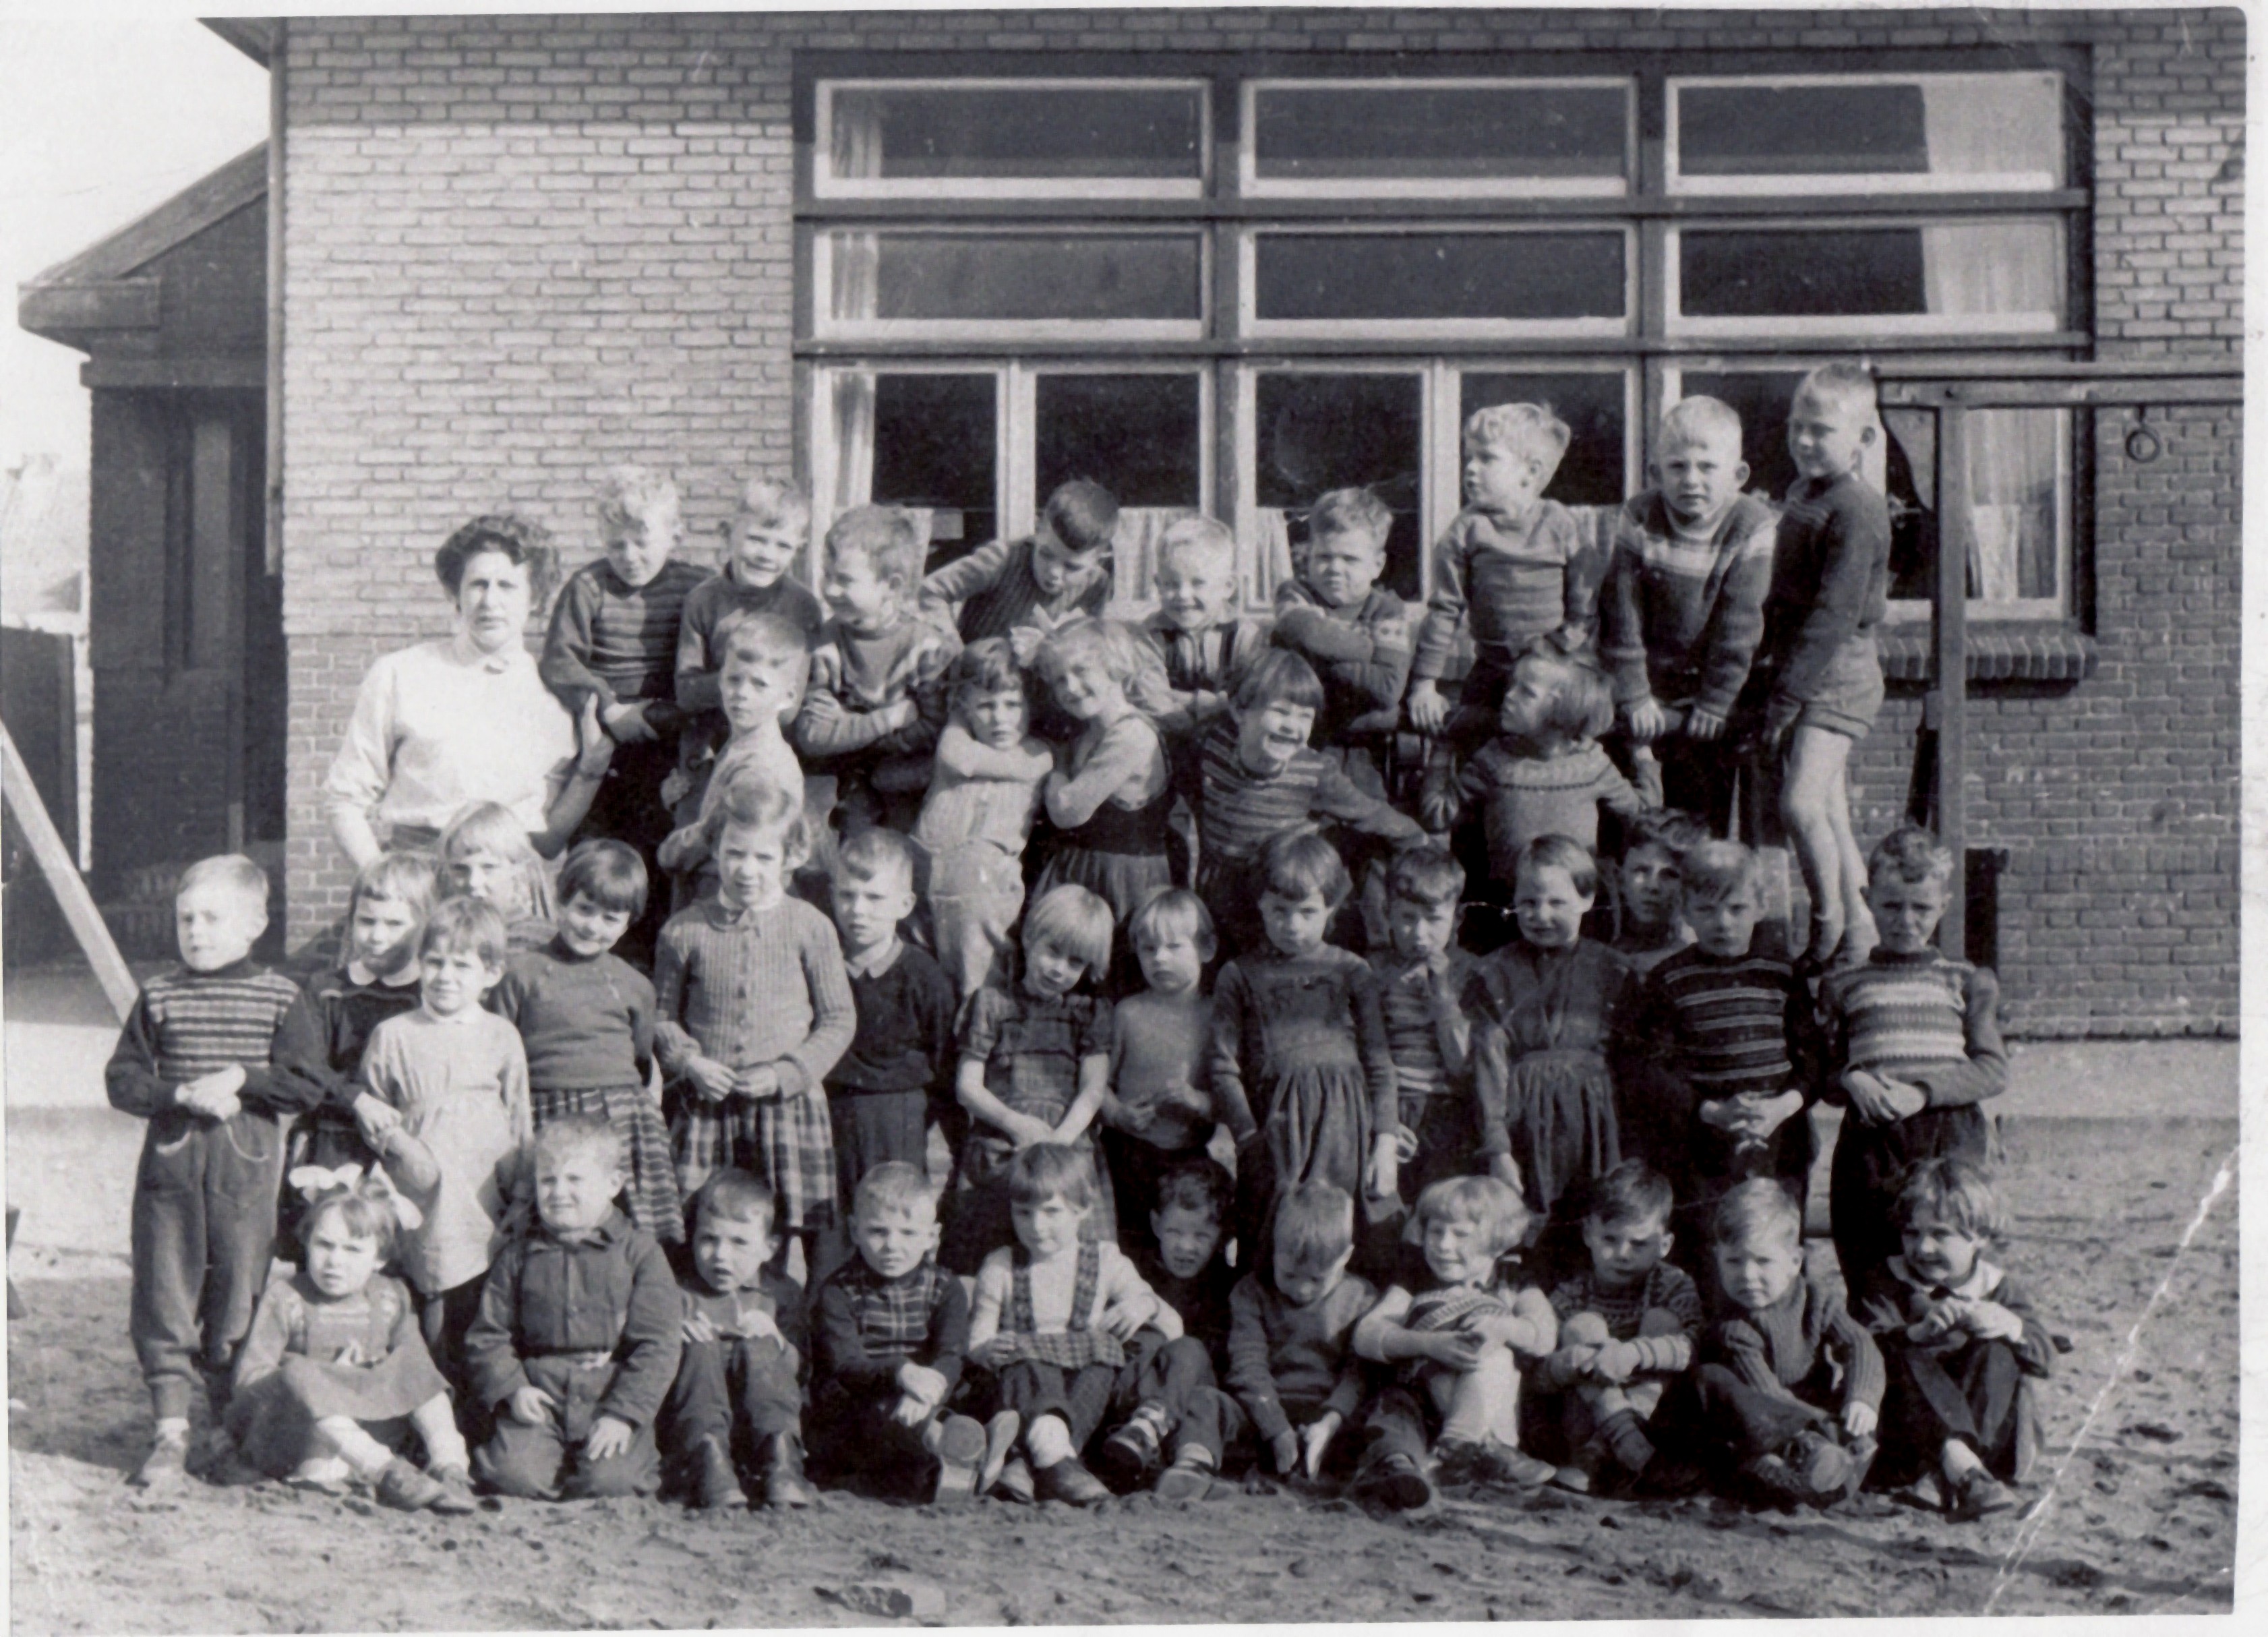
top-left (1466, 834), bottom-right (1637, 1276)
top-left (943, 885), bottom-right (1118, 1272)
top-left (222, 1166), bottom-right (475, 1514)
top-left (1208, 831), bottom-right (1400, 1263)
top-left (1030, 619), bottom-right (1174, 990)
top-left (491, 839), bottom-right (682, 1243)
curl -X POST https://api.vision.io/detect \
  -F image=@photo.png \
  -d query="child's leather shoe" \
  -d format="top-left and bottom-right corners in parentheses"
top-left (131, 1429), bottom-right (190, 1489)
top-left (691, 1435), bottom-right (743, 1510)
top-left (1355, 1451), bottom-right (1437, 1512)
top-left (1476, 1439), bottom-right (1554, 1488)
top-left (374, 1456), bottom-right (448, 1512)
top-left (1153, 1448), bottom-right (1215, 1502)
top-left (429, 1464), bottom-right (480, 1515)
top-left (992, 1456), bottom-right (1036, 1505)
top-left (977, 1412), bottom-right (1021, 1496)
top-left (758, 1432), bottom-right (817, 1508)
top-left (1785, 1429), bottom-right (1854, 1504)
top-left (1096, 1417), bottom-right (1162, 1493)
top-left (1033, 1457), bottom-right (1112, 1506)
top-left (1951, 1468), bottom-right (2019, 1520)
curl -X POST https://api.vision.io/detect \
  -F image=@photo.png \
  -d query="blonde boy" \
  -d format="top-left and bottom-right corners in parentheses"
top-left (656, 608), bottom-right (812, 905)
top-left (1142, 515), bottom-right (1268, 740)
top-left (676, 477), bottom-right (827, 764)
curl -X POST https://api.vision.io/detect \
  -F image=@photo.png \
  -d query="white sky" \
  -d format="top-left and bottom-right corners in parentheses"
top-left (0, 15), bottom-right (270, 468)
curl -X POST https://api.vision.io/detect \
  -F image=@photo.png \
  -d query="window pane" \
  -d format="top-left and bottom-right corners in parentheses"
top-left (862, 374), bottom-right (998, 574)
top-left (1255, 372), bottom-right (1425, 601)
top-left (828, 86), bottom-right (1203, 182)
top-left (1252, 84), bottom-right (1627, 182)
top-left (1677, 74), bottom-right (2062, 184)
top-left (1874, 407), bottom-right (2066, 604)
top-left (1460, 373), bottom-right (1628, 508)
top-left (1035, 374), bottom-right (1201, 509)
top-left (831, 232), bottom-right (1203, 324)
top-left (1255, 232), bottom-right (1624, 322)
top-left (1679, 222), bottom-right (2061, 322)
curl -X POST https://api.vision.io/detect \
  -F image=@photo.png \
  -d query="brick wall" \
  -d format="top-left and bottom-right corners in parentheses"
top-left (275, 9), bottom-right (2242, 1034)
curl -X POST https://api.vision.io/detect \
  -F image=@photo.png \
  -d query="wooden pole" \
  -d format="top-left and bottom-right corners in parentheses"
top-left (1934, 403), bottom-right (1970, 959)
top-left (1, 721), bottom-right (138, 1022)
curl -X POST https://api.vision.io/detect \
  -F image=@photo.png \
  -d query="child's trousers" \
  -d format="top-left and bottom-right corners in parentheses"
top-left (665, 1335), bottom-right (802, 1454)
top-left (130, 1110), bottom-right (288, 1421)
top-left (806, 1382), bottom-right (943, 1490)
top-left (1873, 1336), bottom-right (2037, 1487)
top-left (1112, 1333), bottom-right (1224, 1462)
top-left (925, 844), bottom-right (1025, 999)
top-left (474, 1355), bottom-right (661, 1499)
top-left (989, 1359), bottom-right (1120, 1450)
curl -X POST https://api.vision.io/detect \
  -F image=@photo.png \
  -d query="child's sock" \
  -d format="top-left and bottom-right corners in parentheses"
top-left (1598, 1408), bottom-right (1657, 1473)
top-left (292, 1456), bottom-right (353, 1489)
top-left (1025, 1414), bottom-right (1076, 1470)
top-left (412, 1396), bottom-right (471, 1474)
top-left (1940, 1438), bottom-right (1986, 1483)
top-left (152, 1416), bottom-right (190, 1445)
top-left (314, 1415), bottom-right (396, 1481)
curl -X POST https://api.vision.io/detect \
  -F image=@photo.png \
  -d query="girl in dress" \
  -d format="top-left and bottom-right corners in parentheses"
top-left (1207, 830), bottom-right (1399, 1262)
top-left (440, 800), bottom-right (557, 951)
top-left (1466, 833), bottom-right (1638, 1276)
top-left (1030, 619), bottom-right (1174, 989)
top-left (221, 1166), bottom-right (475, 1513)
top-left (943, 885), bottom-right (1118, 1272)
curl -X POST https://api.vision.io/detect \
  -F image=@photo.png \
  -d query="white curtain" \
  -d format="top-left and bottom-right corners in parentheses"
top-left (1108, 508), bottom-right (1194, 605)
top-left (1921, 75), bottom-right (2061, 183)
top-left (831, 90), bottom-right (887, 183)
top-left (1247, 508), bottom-right (1297, 609)
top-left (831, 372), bottom-right (876, 515)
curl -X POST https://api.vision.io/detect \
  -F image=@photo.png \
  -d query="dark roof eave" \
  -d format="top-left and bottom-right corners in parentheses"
top-left (201, 17), bottom-right (276, 67)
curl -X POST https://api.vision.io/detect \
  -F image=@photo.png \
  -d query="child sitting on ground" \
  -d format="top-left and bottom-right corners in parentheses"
top-left (1189, 649), bottom-right (1423, 959)
top-left (653, 774), bottom-right (856, 1276)
top-left (1369, 845), bottom-right (1478, 1225)
top-left (1224, 1183), bottom-right (1383, 1492)
top-left (1141, 514), bottom-right (1268, 744)
top-left (1539, 1162), bottom-right (1702, 1495)
top-left (1599, 396), bottom-right (1777, 835)
top-left (289, 850), bottom-right (443, 1256)
top-left (1421, 648), bottom-right (1646, 879)
top-left (221, 1167), bottom-right (472, 1512)
top-left (1853, 1158), bottom-right (2050, 1519)
top-left (1210, 832), bottom-right (1399, 1259)
top-left (1405, 403), bottom-right (1596, 746)
top-left (808, 1163), bottom-right (988, 1503)
top-left (1133, 1155), bottom-right (1239, 1369)
top-left (1354, 1176), bottom-right (1557, 1489)
top-left (539, 465), bottom-right (711, 964)
top-left (945, 885), bottom-right (1118, 1270)
top-left (1673, 1178), bottom-right (1882, 1508)
top-left (355, 896), bottom-right (535, 1394)
top-left (1626, 839), bottom-right (1820, 1269)
top-left (107, 852), bottom-right (328, 1485)
top-left (657, 608), bottom-right (812, 908)
top-left (1819, 826), bottom-right (2007, 1294)
top-left (491, 840), bottom-right (682, 1247)
top-left (1610, 810), bottom-right (1703, 977)
top-left (465, 1115), bottom-right (683, 1499)
top-left (1100, 890), bottom-right (1220, 1232)
top-left (663, 1169), bottom-right (812, 1510)
top-left (675, 478), bottom-right (827, 769)
top-left (965, 1143), bottom-right (1174, 1506)
top-left (921, 478), bottom-right (1120, 661)
top-left (914, 637), bottom-right (1055, 1000)
top-left (797, 504), bottom-right (961, 835)
top-left (1270, 487), bottom-right (1413, 798)
top-left (823, 828), bottom-right (959, 1220)
top-left (1753, 363), bottom-right (1894, 967)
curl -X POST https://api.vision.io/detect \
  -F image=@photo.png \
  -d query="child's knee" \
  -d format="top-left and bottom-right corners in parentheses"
top-left (1636, 1307), bottom-right (1683, 1340)
top-left (570, 1443), bottom-right (659, 1499)
top-left (473, 1427), bottom-right (563, 1499)
top-left (1561, 1311), bottom-right (1612, 1348)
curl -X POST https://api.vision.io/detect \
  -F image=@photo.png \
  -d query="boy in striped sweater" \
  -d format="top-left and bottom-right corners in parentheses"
top-left (1819, 827), bottom-right (2007, 1293)
top-left (107, 854), bottom-right (328, 1486)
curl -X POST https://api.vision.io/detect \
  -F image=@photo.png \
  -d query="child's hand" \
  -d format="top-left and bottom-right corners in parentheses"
top-left (734, 1065), bottom-right (782, 1102)
top-left (1106, 1096), bottom-right (1155, 1135)
top-left (732, 1307), bottom-right (783, 1344)
top-left (1549, 1344), bottom-right (1601, 1381)
top-left (1007, 624), bottom-right (1048, 668)
top-left (1404, 680), bottom-right (1448, 734)
top-left (883, 696), bottom-right (920, 734)
top-left (896, 1361), bottom-right (948, 1415)
top-left (1416, 781), bottom-right (1461, 835)
top-left (1839, 1069), bottom-right (1895, 1125)
top-left (1367, 1134), bottom-right (1399, 1206)
top-left (1684, 703), bottom-right (1728, 743)
top-left (574, 696), bottom-right (617, 775)
top-left (175, 1065), bottom-right (246, 1117)
top-left (507, 1385), bottom-right (560, 1426)
top-left (684, 1056), bottom-right (738, 1104)
top-left (799, 690), bottom-right (847, 734)
top-left (1270, 1429), bottom-right (1302, 1475)
top-left (330, 1340), bottom-right (374, 1368)
top-left (1696, 1097), bottom-right (1738, 1132)
top-left (1007, 1114), bottom-right (1057, 1150)
top-left (583, 1415), bottom-right (635, 1462)
top-left (683, 1310), bottom-right (719, 1345)
top-left (601, 700), bottom-right (657, 744)
top-left (353, 1092), bottom-right (403, 1143)
top-left (1425, 1330), bottom-right (1490, 1371)
top-left (1841, 1402), bottom-right (1877, 1441)
top-left (1593, 1340), bottom-right (1641, 1383)
top-left (1099, 1301), bottom-right (1148, 1342)
top-left (971, 1335), bottom-right (1022, 1371)
top-left (1301, 1412), bottom-right (1342, 1478)
top-left (1877, 1076), bottom-right (1929, 1121)
top-left (656, 824), bottom-right (705, 871)
top-left (659, 769), bottom-right (694, 810)
top-left (1625, 697), bottom-right (1668, 742)
top-left (1163, 1077), bottom-right (1212, 1117)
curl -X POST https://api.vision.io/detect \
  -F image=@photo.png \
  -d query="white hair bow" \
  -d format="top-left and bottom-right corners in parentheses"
top-left (288, 1162), bottom-right (424, 1230)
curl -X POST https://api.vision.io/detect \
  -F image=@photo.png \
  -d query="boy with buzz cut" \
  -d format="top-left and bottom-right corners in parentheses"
top-left (920, 477), bottom-right (1120, 666)
top-left (1600, 396), bottom-right (1777, 835)
top-left (663, 1169), bottom-right (814, 1510)
top-left (1819, 825), bottom-right (2007, 1294)
top-left (108, 854), bottom-right (328, 1486)
top-left (541, 465), bottom-right (712, 964)
top-left (1270, 486), bottom-right (1414, 798)
top-left (1141, 514), bottom-right (1270, 744)
top-left (797, 504), bottom-right (962, 835)
top-left (808, 1163), bottom-right (989, 1503)
top-left (467, 1114), bottom-right (683, 1500)
top-left (1405, 402), bottom-right (1597, 747)
top-left (676, 477), bottom-right (827, 763)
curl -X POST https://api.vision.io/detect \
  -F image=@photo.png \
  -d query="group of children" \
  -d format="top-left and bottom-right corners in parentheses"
top-left (107, 361), bottom-right (2048, 1530)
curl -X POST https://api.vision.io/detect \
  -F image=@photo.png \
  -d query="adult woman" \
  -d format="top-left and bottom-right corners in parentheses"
top-left (326, 514), bottom-right (610, 870)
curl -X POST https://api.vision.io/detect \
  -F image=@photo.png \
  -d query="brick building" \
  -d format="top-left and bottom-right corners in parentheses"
top-left (28, 9), bottom-right (2242, 1035)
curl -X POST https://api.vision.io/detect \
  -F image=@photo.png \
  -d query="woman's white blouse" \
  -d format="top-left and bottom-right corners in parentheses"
top-left (325, 634), bottom-right (576, 837)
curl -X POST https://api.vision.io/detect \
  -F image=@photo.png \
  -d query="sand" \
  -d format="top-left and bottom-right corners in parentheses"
top-left (5, 1117), bottom-right (2236, 1629)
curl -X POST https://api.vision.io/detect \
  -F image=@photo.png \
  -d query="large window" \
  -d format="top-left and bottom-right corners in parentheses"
top-left (802, 63), bottom-right (2082, 622)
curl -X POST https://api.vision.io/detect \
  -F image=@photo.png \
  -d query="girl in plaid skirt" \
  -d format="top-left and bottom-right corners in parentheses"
top-left (654, 774), bottom-right (856, 1274)
top-left (491, 840), bottom-right (684, 1245)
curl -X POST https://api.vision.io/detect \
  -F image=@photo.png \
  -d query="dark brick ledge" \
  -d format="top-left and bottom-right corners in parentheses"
top-left (1880, 625), bottom-right (2097, 684)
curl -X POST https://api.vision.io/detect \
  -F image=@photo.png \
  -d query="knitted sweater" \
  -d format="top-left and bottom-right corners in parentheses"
top-left (1369, 949), bottom-right (1472, 1102)
top-left (1189, 717), bottom-right (1423, 869)
top-left (1270, 581), bottom-right (1414, 746)
top-left (1454, 739), bottom-right (1646, 868)
top-left (1632, 941), bottom-right (1822, 1106)
top-left (1758, 470), bottom-right (1890, 708)
top-left (651, 895), bottom-right (856, 1098)
top-left (1818, 949), bottom-right (2007, 1110)
top-left (539, 557), bottom-right (711, 719)
top-left (491, 938), bottom-right (655, 1092)
top-left (1706, 1277), bottom-right (1885, 1416)
top-left (1850, 1256), bottom-right (2054, 1377)
top-left (106, 961), bottom-right (328, 1121)
top-left (920, 535), bottom-right (1112, 644)
top-left (673, 572), bottom-right (827, 715)
top-left (1542, 1262), bottom-right (1704, 1387)
top-left (1412, 500), bottom-right (1596, 680)
top-left (829, 943), bottom-right (958, 1098)
top-left (1599, 490), bottom-right (1777, 717)
top-left (1141, 612), bottom-right (1270, 738)
top-left (794, 615), bottom-right (959, 765)
top-left (1225, 1272), bottom-right (1378, 1441)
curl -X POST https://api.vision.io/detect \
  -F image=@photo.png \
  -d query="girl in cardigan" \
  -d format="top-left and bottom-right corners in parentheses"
top-left (653, 773), bottom-right (856, 1276)
top-left (221, 1166), bottom-right (473, 1513)
top-left (491, 839), bottom-right (682, 1245)
top-left (1209, 831), bottom-right (1399, 1263)
top-left (943, 885), bottom-right (1118, 1272)
top-left (1030, 619), bottom-right (1175, 988)
top-left (1467, 835), bottom-right (1638, 1276)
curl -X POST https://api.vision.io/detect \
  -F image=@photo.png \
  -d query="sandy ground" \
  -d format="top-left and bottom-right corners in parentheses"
top-left (3, 1114), bottom-right (2236, 1630)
